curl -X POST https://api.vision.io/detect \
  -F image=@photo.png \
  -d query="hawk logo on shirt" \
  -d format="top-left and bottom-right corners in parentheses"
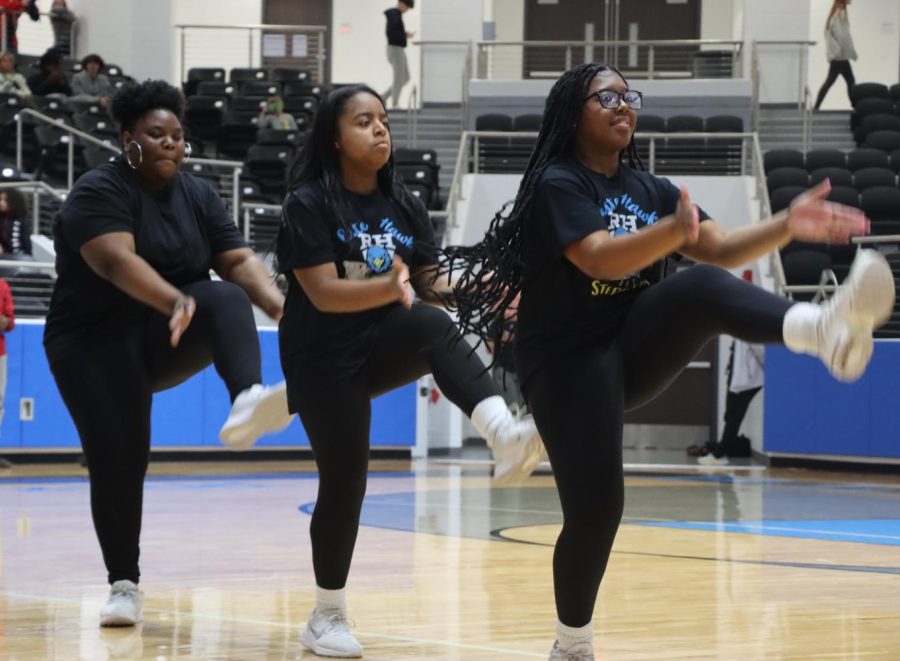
top-left (337, 217), bottom-right (414, 279)
top-left (600, 193), bottom-right (659, 237)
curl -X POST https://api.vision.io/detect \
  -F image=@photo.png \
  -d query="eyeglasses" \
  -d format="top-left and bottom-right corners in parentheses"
top-left (584, 89), bottom-right (643, 110)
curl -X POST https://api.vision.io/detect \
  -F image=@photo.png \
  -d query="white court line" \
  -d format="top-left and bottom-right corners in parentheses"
top-left (427, 458), bottom-right (768, 472)
top-left (1, 590), bottom-right (548, 658)
top-left (686, 522), bottom-right (900, 542)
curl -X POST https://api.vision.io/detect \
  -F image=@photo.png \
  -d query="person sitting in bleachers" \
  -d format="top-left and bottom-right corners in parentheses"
top-left (27, 48), bottom-right (72, 97)
top-left (0, 188), bottom-right (31, 255)
top-left (258, 95), bottom-right (297, 131)
top-left (71, 53), bottom-right (112, 106)
top-left (0, 50), bottom-right (30, 98)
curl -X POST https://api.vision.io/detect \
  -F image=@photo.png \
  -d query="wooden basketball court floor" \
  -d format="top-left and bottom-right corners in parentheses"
top-left (1, 458), bottom-right (899, 660)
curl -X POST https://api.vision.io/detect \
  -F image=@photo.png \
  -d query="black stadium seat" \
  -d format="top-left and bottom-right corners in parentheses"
top-left (769, 186), bottom-right (806, 213)
top-left (809, 166), bottom-right (852, 188)
top-left (764, 148), bottom-right (804, 173)
top-left (767, 167), bottom-right (809, 194)
top-left (846, 148), bottom-right (889, 172)
top-left (860, 186), bottom-right (900, 235)
top-left (853, 167), bottom-right (897, 191)
top-left (230, 67), bottom-right (268, 83)
top-left (850, 82), bottom-right (890, 107)
top-left (826, 185), bottom-right (860, 209)
top-left (804, 149), bottom-right (845, 171)
top-left (865, 130), bottom-right (900, 154)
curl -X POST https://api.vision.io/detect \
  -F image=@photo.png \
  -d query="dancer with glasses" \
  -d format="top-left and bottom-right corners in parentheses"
top-left (444, 63), bottom-right (894, 660)
top-left (44, 79), bottom-right (292, 628)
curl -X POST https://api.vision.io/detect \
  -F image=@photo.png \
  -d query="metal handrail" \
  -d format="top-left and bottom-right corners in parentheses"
top-left (407, 84), bottom-right (418, 147)
top-left (175, 23), bottom-right (328, 83)
top-left (474, 39), bottom-right (744, 80)
top-left (16, 107), bottom-right (119, 189)
top-left (0, 179), bottom-right (67, 239)
top-left (16, 108), bottom-right (244, 223)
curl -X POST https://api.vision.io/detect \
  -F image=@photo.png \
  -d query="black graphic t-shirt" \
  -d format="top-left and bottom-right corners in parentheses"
top-left (44, 157), bottom-right (247, 361)
top-left (277, 181), bottom-right (437, 388)
top-left (516, 158), bottom-right (710, 385)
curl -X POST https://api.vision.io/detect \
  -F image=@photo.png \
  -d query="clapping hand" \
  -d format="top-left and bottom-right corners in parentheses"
top-left (787, 179), bottom-right (870, 243)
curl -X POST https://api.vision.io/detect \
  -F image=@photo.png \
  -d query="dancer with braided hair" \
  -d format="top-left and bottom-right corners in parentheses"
top-left (274, 84), bottom-right (543, 657)
top-left (443, 63), bottom-right (895, 660)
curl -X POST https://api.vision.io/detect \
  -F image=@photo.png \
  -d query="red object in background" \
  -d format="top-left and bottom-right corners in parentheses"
top-left (742, 269), bottom-right (753, 283)
top-left (430, 387), bottom-right (441, 404)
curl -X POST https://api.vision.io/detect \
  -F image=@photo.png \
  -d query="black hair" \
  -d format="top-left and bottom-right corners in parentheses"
top-left (81, 53), bottom-right (104, 69)
top-left (39, 47), bottom-right (62, 69)
top-left (400, 0), bottom-right (414, 7)
top-left (442, 62), bottom-right (642, 360)
top-left (280, 84), bottom-right (425, 260)
top-left (110, 79), bottom-right (185, 134)
top-left (1, 188), bottom-right (27, 218)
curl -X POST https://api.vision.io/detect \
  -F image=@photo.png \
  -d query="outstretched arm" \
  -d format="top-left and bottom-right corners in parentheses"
top-left (680, 180), bottom-right (868, 268)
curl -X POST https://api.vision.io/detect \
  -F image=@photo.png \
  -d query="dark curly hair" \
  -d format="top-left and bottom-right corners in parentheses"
top-left (110, 79), bottom-right (185, 133)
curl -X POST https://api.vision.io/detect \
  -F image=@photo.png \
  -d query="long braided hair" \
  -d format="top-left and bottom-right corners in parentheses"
top-left (442, 63), bottom-right (643, 360)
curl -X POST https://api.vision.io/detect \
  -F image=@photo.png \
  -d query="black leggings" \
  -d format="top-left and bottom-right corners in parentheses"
top-left (523, 265), bottom-right (793, 626)
top-left (48, 280), bottom-right (262, 584)
top-left (814, 60), bottom-right (855, 109)
top-left (292, 303), bottom-right (496, 589)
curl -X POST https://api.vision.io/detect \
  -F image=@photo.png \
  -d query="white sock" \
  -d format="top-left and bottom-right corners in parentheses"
top-left (470, 395), bottom-right (512, 449)
top-left (782, 302), bottom-right (822, 355)
top-left (556, 619), bottom-right (593, 651)
top-left (315, 586), bottom-right (347, 614)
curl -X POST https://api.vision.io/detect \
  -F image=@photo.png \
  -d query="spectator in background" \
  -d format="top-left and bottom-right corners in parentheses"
top-left (257, 95), bottom-right (297, 131)
top-left (0, 0), bottom-right (39, 55)
top-left (0, 189), bottom-right (31, 255)
top-left (0, 50), bottom-right (30, 97)
top-left (72, 53), bottom-right (112, 106)
top-left (813, 0), bottom-right (857, 110)
top-left (0, 275), bottom-right (13, 469)
top-left (382, 0), bottom-right (414, 109)
top-left (49, 0), bottom-right (75, 57)
top-left (27, 48), bottom-right (72, 97)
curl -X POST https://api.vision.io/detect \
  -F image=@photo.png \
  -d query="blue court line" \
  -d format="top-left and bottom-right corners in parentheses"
top-left (633, 518), bottom-right (900, 546)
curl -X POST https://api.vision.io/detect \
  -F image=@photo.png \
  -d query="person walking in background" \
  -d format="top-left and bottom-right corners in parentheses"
top-left (813, 0), bottom-right (857, 110)
top-left (382, 0), bottom-right (414, 109)
top-left (49, 0), bottom-right (75, 57)
top-left (0, 276), bottom-right (13, 469)
top-left (0, 189), bottom-right (32, 256)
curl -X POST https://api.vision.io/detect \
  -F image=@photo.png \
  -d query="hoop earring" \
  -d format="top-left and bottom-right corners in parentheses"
top-left (183, 142), bottom-right (192, 162)
top-left (125, 141), bottom-right (143, 170)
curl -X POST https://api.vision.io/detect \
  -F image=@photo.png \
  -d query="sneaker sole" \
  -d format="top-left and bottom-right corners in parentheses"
top-left (299, 628), bottom-right (363, 658)
top-left (219, 383), bottom-right (293, 449)
top-left (846, 250), bottom-right (896, 329)
top-left (493, 432), bottom-right (545, 486)
top-left (100, 614), bottom-right (141, 627)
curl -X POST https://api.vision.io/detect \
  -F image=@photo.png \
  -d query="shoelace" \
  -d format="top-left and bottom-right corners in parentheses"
top-left (315, 611), bottom-right (356, 635)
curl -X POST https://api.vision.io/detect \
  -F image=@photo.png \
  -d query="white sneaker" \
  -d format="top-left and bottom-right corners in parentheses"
top-left (99, 580), bottom-right (143, 627)
top-left (299, 608), bottom-right (363, 658)
top-left (549, 640), bottom-right (595, 660)
top-left (219, 382), bottom-right (293, 449)
top-left (697, 454), bottom-right (729, 466)
top-left (492, 414), bottom-right (546, 486)
top-left (817, 249), bottom-right (895, 382)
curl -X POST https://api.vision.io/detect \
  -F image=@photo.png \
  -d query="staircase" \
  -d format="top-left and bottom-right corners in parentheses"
top-left (388, 104), bottom-right (465, 209)
top-left (758, 107), bottom-right (855, 152)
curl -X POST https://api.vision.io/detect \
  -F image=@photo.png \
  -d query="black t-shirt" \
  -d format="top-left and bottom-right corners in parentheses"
top-left (516, 159), bottom-right (710, 384)
top-left (384, 8), bottom-right (407, 47)
top-left (44, 157), bottom-right (247, 361)
top-left (276, 181), bottom-right (437, 387)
